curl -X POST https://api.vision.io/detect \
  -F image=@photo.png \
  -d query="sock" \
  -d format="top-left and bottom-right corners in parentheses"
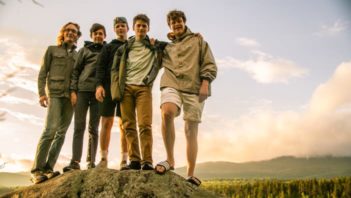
top-left (101, 150), bottom-right (108, 160)
top-left (122, 152), bottom-right (128, 162)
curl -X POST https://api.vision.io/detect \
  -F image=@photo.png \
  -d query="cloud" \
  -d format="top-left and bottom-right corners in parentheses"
top-left (0, 108), bottom-right (43, 126)
top-left (217, 50), bottom-right (308, 83)
top-left (316, 19), bottom-right (348, 36)
top-left (195, 61), bottom-right (351, 163)
top-left (236, 37), bottom-right (260, 48)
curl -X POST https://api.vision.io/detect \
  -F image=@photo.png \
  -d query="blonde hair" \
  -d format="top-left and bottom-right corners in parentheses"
top-left (56, 22), bottom-right (82, 46)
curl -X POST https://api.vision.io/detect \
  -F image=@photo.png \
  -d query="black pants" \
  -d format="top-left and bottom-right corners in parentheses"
top-left (72, 91), bottom-right (100, 164)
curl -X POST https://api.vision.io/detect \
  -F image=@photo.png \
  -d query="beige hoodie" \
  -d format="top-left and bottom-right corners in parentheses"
top-left (160, 27), bottom-right (217, 95)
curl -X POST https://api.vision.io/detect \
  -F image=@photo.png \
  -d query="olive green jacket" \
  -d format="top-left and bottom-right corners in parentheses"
top-left (38, 43), bottom-right (77, 98)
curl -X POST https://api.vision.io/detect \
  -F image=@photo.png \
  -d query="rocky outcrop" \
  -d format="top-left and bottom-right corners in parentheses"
top-left (2, 168), bottom-right (220, 198)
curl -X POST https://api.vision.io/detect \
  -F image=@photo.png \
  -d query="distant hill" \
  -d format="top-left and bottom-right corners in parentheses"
top-left (0, 172), bottom-right (31, 187)
top-left (175, 156), bottom-right (351, 179)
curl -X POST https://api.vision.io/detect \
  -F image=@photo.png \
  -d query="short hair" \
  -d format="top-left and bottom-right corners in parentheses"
top-left (113, 16), bottom-right (129, 29)
top-left (56, 22), bottom-right (81, 46)
top-left (167, 10), bottom-right (187, 26)
top-left (133, 14), bottom-right (150, 27)
top-left (90, 23), bottom-right (106, 37)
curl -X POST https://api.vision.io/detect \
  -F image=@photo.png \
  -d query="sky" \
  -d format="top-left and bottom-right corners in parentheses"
top-left (1, 0), bottom-right (351, 172)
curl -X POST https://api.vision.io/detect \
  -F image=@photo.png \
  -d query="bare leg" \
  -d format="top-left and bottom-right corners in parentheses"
top-left (184, 120), bottom-right (198, 177)
top-left (99, 116), bottom-right (114, 159)
top-left (155, 102), bottom-right (177, 172)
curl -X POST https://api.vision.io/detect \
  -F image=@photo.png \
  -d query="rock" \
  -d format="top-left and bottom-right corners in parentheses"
top-left (1, 168), bottom-right (220, 198)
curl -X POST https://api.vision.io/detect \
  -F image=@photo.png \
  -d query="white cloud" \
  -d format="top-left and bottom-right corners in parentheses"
top-left (195, 61), bottom-right (351, 163)
top-left (0, 108), bottom-right (43, 126)
top-left (217, 50), bottom-right (308, 83)
top-left (236, 37), bottom-right (260, 48)
top-left (317, 19), bottom-right (348, 36)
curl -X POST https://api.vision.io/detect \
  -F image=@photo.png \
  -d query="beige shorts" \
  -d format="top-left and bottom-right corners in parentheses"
top-left (161, 87), bottom-right (205, 122)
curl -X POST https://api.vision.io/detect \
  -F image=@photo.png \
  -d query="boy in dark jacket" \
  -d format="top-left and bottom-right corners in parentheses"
top-left (63, 23), bottom-right (106, 172)
top-left (95, 17), bottom-right (129, 169)
top-left (32, 22), bottom-right (81, 184)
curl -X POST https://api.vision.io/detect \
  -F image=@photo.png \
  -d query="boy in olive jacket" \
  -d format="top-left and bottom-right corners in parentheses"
top-left (32, 22), bottom-right (81, 184)
top-left (112, 14), bottom-right (166, 170)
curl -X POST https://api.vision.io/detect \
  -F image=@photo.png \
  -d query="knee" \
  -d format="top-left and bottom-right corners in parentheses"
top-left (162, 109), bottom-right (176, 120)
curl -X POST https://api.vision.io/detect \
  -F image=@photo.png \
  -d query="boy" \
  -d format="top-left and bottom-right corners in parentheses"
top-left (63, 23), bottom-right (106, 172)
top-left (32, 22), bottom-right (81, 184)
top-left (155, 10), bottom-right (217, 186)
top-left (95, 17), bottom-right (129, 169)
top-left (113, 14), bottom-right (166, 170)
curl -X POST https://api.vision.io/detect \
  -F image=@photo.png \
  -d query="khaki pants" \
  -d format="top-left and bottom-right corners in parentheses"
top-left (120, 84), bottom-right (153, 164)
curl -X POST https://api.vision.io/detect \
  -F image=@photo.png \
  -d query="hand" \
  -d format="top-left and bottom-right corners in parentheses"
top-left (194, 33), bottom-right (203, 39)
top-left (39, 96), bottom-right (49, 107)
top-left (95, 86), bottom-right (105, 102)
top-left (198, 80), bottom-right (209, 103)
top-left (150, 38), bottom-right (155, 46)
top-left (70, 92), bottom-right (77, 107)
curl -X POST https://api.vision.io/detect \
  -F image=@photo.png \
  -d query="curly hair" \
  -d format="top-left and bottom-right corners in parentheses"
top-left (56, 22), bottom-right (82, 46)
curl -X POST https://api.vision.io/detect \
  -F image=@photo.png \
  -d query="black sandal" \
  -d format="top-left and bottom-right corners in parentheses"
top-left (186, 176), bottom-right (201, 186)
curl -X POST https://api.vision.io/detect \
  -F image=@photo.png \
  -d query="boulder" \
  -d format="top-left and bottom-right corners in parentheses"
top-left (2, 168), bottom-right (220, 198)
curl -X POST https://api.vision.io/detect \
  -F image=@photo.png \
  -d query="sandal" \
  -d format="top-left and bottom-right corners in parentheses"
top-left (186, 176), bottom-right (201, 186)
top-left (154, 161), bottom-right (174, 175)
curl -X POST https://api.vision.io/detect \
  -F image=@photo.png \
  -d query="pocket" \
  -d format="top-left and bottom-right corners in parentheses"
top-left (52, 52), bottom-right (66, 66)
top-left (48, 76), bottom-right (65, 92)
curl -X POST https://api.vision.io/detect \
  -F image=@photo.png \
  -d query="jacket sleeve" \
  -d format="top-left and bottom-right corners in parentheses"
top-left (70, 48), bottom-right (85, 92)
top-left (37, 46), bottom-right (52, 97)
top-left (95, 45), bottom-right (109, 88)
top-left (199, 39), bottom-right (217, 83)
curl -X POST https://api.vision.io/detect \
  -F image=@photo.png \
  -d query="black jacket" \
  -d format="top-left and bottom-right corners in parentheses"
top-left (95, 39), bottom-right (126, 89)
top-left (70, 41), bottom-right (105, 92)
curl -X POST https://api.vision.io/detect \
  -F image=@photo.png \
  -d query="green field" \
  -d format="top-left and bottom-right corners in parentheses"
top-left (202, 177), bottom-right (351, 198)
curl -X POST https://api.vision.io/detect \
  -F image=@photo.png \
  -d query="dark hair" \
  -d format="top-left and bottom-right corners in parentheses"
top-left (57, 22), bottom-right (81, 46)
top-left (133, 14), bottom-right (150, 27)
top-left (90, 23), bottom-right (106, 37)
top-left (167, 10), bottom-right (187, 26)
top-left (113, 16), bottom-right (129, 29)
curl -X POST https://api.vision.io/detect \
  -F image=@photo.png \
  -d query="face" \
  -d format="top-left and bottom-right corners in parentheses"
top-left (114, 22), bottom-right (128, 39)
top-left (169, 17), bottom-right (186, 37)
top-left (133, 20), bottom-right (149, 39)
top-left (63, 24), bottom-right (79, 44)
top-left (91, 29), bottom-right (106, 44)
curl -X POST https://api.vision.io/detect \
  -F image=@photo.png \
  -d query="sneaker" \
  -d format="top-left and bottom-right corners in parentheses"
top-left (87, 162), bottom-right (96, 169)
top-left (63, 161), bottom-right (80, 172)
top-left (44, 170), bottom-right (60, 179)
top-left (120, 160), bottom-right (129, 171)
top-left (30, 171), bottom-right (48, 184)
top-left (125, 161), bottom-right (141, 170)
top-left (97, 158), bottom-right (108, 168)
top-left (141, 162), bottom-right (153, 170)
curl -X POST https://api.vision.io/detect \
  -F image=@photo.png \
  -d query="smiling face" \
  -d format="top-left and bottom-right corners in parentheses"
top-left (91, 29), bottom-right (106, 44)
top-left (133, 19), bottom-right (149, 40)
top-left (114, 22), bottom-right (128, 40)
top-left (63, 24), bottom-right (79, 44)
top-left (169, 17), bottom-right (186, 37)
